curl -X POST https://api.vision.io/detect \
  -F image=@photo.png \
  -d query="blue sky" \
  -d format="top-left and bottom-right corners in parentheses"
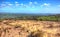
top-left (0, 0), bottom-right (60, 13)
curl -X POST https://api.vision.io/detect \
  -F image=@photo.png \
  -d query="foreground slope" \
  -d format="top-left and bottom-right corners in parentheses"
top-left (0, 20), bottom-right (60, 37)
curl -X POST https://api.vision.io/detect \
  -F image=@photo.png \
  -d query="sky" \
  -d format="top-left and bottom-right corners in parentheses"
top-left (0, 0), bottom-right (60, 13)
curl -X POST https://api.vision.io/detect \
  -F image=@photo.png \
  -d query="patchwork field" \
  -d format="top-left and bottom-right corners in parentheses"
top-left (0, 20), bottom-right (60, 37)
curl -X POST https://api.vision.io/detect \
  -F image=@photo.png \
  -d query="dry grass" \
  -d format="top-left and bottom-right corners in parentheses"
top-left (0, 20), bottom-right (60, 37)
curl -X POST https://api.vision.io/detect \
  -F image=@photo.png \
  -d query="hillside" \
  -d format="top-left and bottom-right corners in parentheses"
top-left (0, 20), bottom-right (60, 37)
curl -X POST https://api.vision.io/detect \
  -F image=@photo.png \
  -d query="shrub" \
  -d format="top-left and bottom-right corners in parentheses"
top-left (28, 31), bottom-right (47, 37)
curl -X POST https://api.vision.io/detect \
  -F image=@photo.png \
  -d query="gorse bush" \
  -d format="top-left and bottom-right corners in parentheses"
top-left (28, 31), bottom-right (47, 37)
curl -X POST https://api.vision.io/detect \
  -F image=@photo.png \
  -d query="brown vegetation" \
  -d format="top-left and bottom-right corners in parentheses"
top-left (0, 20), bottom-right (60, 37)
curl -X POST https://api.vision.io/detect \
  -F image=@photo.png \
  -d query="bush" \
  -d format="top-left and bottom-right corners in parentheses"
top-left (28, 31), bottom-right (47, 37)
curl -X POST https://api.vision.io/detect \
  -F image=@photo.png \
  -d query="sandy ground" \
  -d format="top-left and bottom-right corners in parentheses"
top-left (0, 20), bottom-right (60, 37)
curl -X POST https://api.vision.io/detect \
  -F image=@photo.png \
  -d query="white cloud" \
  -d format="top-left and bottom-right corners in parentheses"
top-left (41, 3), bottom-right (50, 7)
top-left (15, 1), bottom-right (18, 4)
top-left (29, 2), bottom-right (33, 5)
top-left (32, 6), bottom-right (35, 8)
top-left (1, 2), bottom-right (13, 7)
top-left (15, 3), bottom-right (27, 8)
top-left (44, 3), bottom-right (50, 6)
top-left (58, 5), bottom-right (60, 7)
top-left (15, 3), bottom-right (20, 6)
top-left (8, 3), bottom-right (13, 6)
top-left (20, 3), bottom-right (24, 6)
top-left (20, 4), bottom-right (27, 8)
top-left (40, 3), bottom-right (51, 10)
top-left (28, 2), bottom-right (37, 8)
top-left (34, 1), bottom-right (38, 4)
top-left (15, 2), bottom-right (20, 6)
top-left (23, 5), bottom-right (28, 8)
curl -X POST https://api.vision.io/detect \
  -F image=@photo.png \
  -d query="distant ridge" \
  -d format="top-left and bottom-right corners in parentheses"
top-left (0, 12), bottom-right (60, 16)
top-left (0, 12), bottom-right (60, 21)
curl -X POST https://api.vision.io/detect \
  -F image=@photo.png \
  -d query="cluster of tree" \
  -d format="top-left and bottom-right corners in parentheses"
top-left (0, 15), bottom-right (60, 21)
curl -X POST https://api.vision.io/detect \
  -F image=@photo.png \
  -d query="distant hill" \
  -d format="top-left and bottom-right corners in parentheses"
top-left (0, 12), bottom-right (60, 21)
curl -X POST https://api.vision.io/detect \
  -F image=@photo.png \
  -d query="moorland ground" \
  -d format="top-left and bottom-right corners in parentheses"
top-left (0, 20), bottom-right (60, 37)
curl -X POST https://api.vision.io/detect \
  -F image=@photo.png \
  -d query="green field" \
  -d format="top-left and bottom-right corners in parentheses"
top-left (0, 13), bottom-right (60, 21)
